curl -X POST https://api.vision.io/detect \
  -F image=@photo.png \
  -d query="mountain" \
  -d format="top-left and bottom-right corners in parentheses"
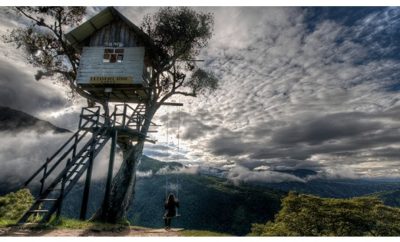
top-left (5, 154), bottom-right (400, 235)
top-left (138, 155), bottom-right (183, 174)
top-left (249, 177), bottom-right (400, 198)
top-left (55, 156), bottom-right (285, 235)
top-left (367, 190), bottom-right (400, 207)
top-left (59, 174), bottom-right (284, 235)
top-left (273, 169), bottom-right (317, 178)
top-left (0, 106), bottom-right (70, 133)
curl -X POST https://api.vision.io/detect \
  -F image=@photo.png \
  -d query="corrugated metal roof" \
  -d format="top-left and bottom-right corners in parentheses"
top-left (65, 7), bottom-right (149, 50)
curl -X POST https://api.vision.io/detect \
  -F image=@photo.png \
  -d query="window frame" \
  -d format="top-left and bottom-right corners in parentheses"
top-left (103, 48), bottom-right (124, 63)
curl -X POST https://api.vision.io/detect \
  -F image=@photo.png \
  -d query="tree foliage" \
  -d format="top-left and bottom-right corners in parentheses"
top-left (3, 7), bottom-right (89, 100)
top-left (250, 192), bottom-right (400, 236)
top-left (4, 6), bottom-right (218, 223)
top-left (141, 7), bottom-right (218, 107)
top-left (4, 7), bottom-right (218, 106)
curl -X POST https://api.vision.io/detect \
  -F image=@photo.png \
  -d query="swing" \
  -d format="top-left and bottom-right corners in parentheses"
top-left (163, 101), bottom-right (182, 219)
top-left (164, 176), bottom-right (181, 218)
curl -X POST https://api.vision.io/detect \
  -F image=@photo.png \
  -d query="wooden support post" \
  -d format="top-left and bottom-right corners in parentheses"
top-left (39, 161), bottom-right (48, 195)
top-left (73, 134), bottom-right (78, 157)
top-left (80, 137), bottom-right (95, 220)
top-left (104, 129), bottom-right (117, 208)
top-left (122, 104), bottom-right (127, 128)
top-left (57, 158), bottom-right (71, 219)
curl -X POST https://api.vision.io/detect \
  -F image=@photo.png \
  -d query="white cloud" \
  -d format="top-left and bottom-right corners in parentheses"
top-left (2, 7), bottom-right (400, 187)
top-left (227, 165), bottom-right (306, 185)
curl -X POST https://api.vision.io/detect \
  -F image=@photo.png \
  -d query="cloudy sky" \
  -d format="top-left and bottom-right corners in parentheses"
top-left (1, 6), bottom-right (400, 185)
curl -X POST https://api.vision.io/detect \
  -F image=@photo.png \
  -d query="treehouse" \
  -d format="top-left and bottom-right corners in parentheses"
top-left (65, 7), bottom-right (152, 103)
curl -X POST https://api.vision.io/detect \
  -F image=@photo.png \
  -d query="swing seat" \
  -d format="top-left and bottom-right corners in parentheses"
top-left (163, 214), bottom-right (181, 219)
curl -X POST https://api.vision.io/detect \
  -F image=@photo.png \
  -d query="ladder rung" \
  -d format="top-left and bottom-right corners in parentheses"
top-left (29, 210), bottom-right (48, 213)
top-left (49, 188), bottom-right (62, 191)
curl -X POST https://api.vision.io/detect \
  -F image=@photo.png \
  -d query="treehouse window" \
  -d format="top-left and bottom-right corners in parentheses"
top-left (103, 48), bottom-right (124, 63)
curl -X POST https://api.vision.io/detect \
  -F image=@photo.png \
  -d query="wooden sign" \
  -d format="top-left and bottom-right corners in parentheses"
top-left (89, 76), bottom-right (133, 84)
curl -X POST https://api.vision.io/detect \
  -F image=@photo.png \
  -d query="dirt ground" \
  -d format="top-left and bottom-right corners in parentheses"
top-left (0, 227), bottom-right (184, 236)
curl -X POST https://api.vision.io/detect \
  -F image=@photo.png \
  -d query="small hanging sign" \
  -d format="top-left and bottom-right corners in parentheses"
top-left (89, 76), bottom-right (133, 84)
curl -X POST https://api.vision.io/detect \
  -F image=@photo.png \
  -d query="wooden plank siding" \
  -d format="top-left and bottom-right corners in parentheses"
top-left (77, 47), bottom-right (145, 85)
top-left (74, 17), bottom-right (153, 102)
top-left (89, 19), bottom-right (139, 47)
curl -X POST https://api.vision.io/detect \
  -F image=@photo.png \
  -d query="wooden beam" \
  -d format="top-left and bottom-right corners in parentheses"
top-left (145, 139), bottom-right (156, 144)
top-left (158, 102), bottom-right (183, 106)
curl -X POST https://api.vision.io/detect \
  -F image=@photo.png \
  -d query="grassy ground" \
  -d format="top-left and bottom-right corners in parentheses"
top-left (0, 219), bottom-right (14, 228)
top-left (0, 217), bottom-right (232, 236)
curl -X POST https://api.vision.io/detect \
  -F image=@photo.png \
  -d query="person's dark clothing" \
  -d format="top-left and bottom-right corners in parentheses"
top-left (164, 199), bottom-right (179, 218)
top-left (163, 194), bottom-right (179, 229)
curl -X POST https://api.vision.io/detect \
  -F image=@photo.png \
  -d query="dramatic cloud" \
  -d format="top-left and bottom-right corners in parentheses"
top-left (170, 7), bottom-right (400, 180)
top-left (0, 130), bottom-right (71, 189)
top-left (1, 7), bottom-right (400, 186)
top-left (0, 60), bottom-right (67, 115)
top-left (227, 165), bottom-right (306, 185)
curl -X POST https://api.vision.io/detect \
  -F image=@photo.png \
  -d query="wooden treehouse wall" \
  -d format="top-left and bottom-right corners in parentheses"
top-left (77, 47), bottom-right (145, 85)
top-left (76, 18), bottom-right (153, 86)
top-left (88, 19), bottom-right (141, 47)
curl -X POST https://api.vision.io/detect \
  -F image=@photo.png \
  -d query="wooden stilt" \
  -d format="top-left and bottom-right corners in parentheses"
top-left (104, 129), bottom-right (117, 207)
top-left (80, 136), bottom-right (96, 220)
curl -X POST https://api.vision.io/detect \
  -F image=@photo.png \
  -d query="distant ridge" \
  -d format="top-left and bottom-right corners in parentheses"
top-left (273, 169), bottom-right (317, 179)
top-left (0, 106), bottom-right (70, 133)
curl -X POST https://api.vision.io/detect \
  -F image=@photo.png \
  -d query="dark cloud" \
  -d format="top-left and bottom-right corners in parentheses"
top-left (207, 128), bottom-right (248, 157)
top-left (271, 112), bottom-right (383, 145)
top-left (0, 60), bottom-right (67, 116)
top-left (159, 111), bottom-right (218, 140)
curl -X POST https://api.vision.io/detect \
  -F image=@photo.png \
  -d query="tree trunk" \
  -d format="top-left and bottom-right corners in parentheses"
top-left (92, 104), bottom-right (156, 223)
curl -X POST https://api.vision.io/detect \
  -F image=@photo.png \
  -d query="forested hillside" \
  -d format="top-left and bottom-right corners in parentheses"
top-left (251, 192), bottom-right (400, 236)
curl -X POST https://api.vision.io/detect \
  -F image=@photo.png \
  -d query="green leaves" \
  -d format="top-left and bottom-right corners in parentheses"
top-left (251, 192), bottom-right (400, 236)
top-left (141, 7), bottom-right (218, 101)
top-left (142, 7), bottom-right (213, 61)
top-left (3, 7), bottom-right (85, 86)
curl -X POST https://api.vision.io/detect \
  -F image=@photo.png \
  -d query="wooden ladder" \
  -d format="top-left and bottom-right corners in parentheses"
top-left (18, 107), bottom-right (111, 225)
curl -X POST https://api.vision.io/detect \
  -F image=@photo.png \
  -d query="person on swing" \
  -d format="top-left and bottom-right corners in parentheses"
top-left (164, 193), bottom-right (179, 230)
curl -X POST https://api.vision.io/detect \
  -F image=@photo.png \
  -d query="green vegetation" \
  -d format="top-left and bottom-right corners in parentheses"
top-left (48, 217), bottom-right (146, 231)
top-left (250, 192), bottom-right (400, 236)
top-left (130, 174), bottom-right (284, 235)
top-left (0, 188), bottom-right (34, 227)
top-left (138, 156), bottom-right (183, 174)
top-left (367, 190), bottom-right (400, 207)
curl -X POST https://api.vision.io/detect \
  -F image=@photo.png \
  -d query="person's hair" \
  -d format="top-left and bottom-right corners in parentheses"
top-left (167, 193), bottom-right (175, 204)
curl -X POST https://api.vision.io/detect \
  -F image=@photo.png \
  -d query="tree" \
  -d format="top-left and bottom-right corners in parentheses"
top-left (4, 7), bottom-right (218, 223)
top-left (250, 192), bottom-right (400, 236)
top-left (2, 7), bottom-right (93, 101)
top-left (93, 7), bottom-right (217, 223)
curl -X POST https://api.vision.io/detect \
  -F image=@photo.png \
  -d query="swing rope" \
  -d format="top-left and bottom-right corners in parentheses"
top-left (164, 100), bottom-right (182, 217)
top-left (175, 101), bottom-right (181, 216)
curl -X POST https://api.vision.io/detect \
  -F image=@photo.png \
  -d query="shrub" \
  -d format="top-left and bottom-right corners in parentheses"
top-left (0, 188), bottom-right (34, 223)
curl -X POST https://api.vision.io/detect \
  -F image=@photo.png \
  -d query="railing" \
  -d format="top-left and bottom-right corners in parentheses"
top-left (113, 103), bottom-right (147, 131)
top-left (24, 107), bottom-right (101, 194)
top-left (18, 103), bottom-right (163, 224)
top-left (23, 104), bottom-right (158, 194)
